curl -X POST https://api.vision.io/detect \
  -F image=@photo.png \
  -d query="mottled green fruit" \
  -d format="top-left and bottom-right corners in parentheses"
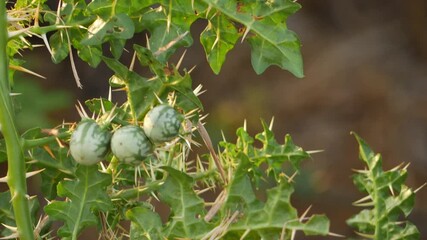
top-left (143, 105), bottom-right (183, 143)
top-left (70, 119), bottom-right (111, 165)
top-left (111, 125), bottom-right (153, 164)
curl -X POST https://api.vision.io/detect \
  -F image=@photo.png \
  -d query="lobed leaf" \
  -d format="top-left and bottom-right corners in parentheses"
top-left (44, 165), bottom-right (112, 238)
top-left (157, 167), bottom-right (212, 238)
top-left (225, 120), bottom-right (311, 184)
top-left (347, 133), bottom-right (420, 239)
top-left (32, 146), bottom-right (75, 200)
top-left (104, 45), bottom-right (202, 121)
top-left (200, 13), bottom-right (239, 74)
top-left (126, 206), bottom-right (163, 240)
top-left (141, 8), bottom-right (194, 62)
top-left (201, 0), bottom-right (303, 77)
top-left (222, 152), bottom-right (329, 238)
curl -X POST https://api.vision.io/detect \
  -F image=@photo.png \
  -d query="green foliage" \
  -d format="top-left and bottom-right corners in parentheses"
top-left (217, 122), bottom-right (329, 239)
top-left (44, 165), bottom-right (113, 238)
top-left (2, 1), bottom-right (423, 240)
top-left (201, 0), bottom-right (303, 76)
top-left (157, 167), bottom-right (212, 238)
top-left (10, 0), bottom-right (303, 81)
top-left (347, 133), bottom-right (420, 239)
top-left (126, 206), bottom-right (163, 239)
top-left (123, 124), bottom-right (329, 240)
top-left (200, 13), bottom-right (239, 74)
top-left (0, 191), bottom-right (39, 237)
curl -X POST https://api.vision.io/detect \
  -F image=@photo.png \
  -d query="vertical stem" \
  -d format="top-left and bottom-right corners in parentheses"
top-left (0, 3), bottom-right (34, 240)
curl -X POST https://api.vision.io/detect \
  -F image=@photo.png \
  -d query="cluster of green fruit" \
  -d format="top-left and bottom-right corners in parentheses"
top-left (69, 105), bottom-right (183, 165)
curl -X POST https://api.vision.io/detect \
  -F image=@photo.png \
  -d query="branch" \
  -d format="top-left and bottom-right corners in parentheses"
top-left (0, 2), bottom-right (34, 239)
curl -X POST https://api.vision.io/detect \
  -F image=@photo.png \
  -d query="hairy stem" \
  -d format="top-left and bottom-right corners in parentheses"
top-left (0, 2), bottom-right (34, 239)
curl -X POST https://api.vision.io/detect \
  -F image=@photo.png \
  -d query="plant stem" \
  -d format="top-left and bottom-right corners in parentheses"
top-left (22, 131), bottom-right (70, 149)
top-left (111, 179), bottom-right (165, 200)
top-left (0, 3), bottom-right (34, 240)
top-left (8, 16), bottom-right (96, 40)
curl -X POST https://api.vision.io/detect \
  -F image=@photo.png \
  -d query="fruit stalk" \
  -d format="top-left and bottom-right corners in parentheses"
top-left (0, 2), bottom-right (34, 240)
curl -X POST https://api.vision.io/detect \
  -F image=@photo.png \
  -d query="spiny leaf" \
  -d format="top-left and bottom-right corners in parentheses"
top-left (226, 121), bottom-right (310, 184)
top-left (201, 0), bottom-right (303, 77)
top-left (223, 153), bottom-right (329, 239)
top-left (158, 167), bottom-right (212, 238)
top-left (142, 7), bottom-right (194, 62)
top-left (347, 133), bottom-right (420, 239)
top-left (0, 191), bottom-right (18, 237)
top-left (200, 12), bottom-right (239, 74)
top-left (104, 46), bottom-right (203, 120)
top-left (32, 146), bottom-right (75, 200)
top-left (102, 56), bottom-right (162, 120)
top-left (49, 30), bottom-right (69, 64)
top-left (256, 120), bottom-right (310, 171)
top-left (126, 206), bottom-right (163, 240)
top-left (87, 0), bottom-right (155, 18)
top-left (0, 191), bottom-right (39, 237)
top-left (81, 14), bottom-right (135, 46)
top-left (44, 165), bottom-right (112, 238)
top-left (71, 28), bottom-right (103, 68)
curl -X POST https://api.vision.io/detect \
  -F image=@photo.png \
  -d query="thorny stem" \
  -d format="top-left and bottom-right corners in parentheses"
top-left (22, 131), bottom-right (70, 149)
top-left (0, 2), bottom-right (34, 239)
top-left (7, 16), bottom-right (96, 40)
top-left (111, 179), bottom-right (165, 200)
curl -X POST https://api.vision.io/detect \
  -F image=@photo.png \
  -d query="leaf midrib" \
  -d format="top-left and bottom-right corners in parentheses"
top-left (71, 172), bottom-right (89, 240)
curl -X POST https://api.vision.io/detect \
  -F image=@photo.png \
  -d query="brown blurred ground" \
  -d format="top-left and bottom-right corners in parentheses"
top-left (16, 0), bottom-right (427, 239)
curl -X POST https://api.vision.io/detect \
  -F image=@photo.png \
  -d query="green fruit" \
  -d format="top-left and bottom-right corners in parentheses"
top-left (111, 125), bottom-right (153, 164)
top-left (70, 119), bottom-right (111, 165)
top-left (143, 105), bottom-right (183, 143)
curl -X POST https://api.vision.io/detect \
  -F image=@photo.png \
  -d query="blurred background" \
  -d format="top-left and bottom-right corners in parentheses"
top-left (10, 0), bottom-right (427, 238)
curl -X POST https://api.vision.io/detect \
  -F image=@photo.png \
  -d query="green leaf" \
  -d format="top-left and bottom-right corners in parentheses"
top-left (390, 222), bottom-right (420, 240)
top-left (141, 8), bottom-right (193, 62)
top-left (255, 120), bottom-right (310, 172)
top-left (81, 14), bottom-right (135, 46)
top-left (109, 38), bottom-right (126, 59)
top-left (224, 153), bottom-right (261, 212)
top-left (158, 167), bottom-right (211, 238)
top-left (223, 153), bottom-right (329, 238)
top-left (104, 46), bottom-right (203, 120)
top-left (126, 206), bottom-right (163, 240)
top-left (49, 30), bottom-right (70, 64)
top-left (85, 98), bottom-right (131, 121)
top-left (0, 191), bottom-right (39, 237)
top-left (71, 28), bottom-right (103, 67)
top-left (134, 44), bottom-right (203, 113)
top-left (248, 34), bottom-right (303, 76)
top-left (44, 165), bottom-right (112, 238)
top-left (87, 0), bottom-right (155, 18)
top-left (103, 56), bottom-right (162, 120)
top-left (0, 191), bottom-right (17, 236)
top-left (163, 69), bottom-right (204, 113)
top-left (200, 14), bottom-right (239, 74)
top-left (347, 133), bottom-right (420, 239)
top-left (201, 0), bottom-right (303, 77)
top-left (30, 145), bottom-right (75, 199)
